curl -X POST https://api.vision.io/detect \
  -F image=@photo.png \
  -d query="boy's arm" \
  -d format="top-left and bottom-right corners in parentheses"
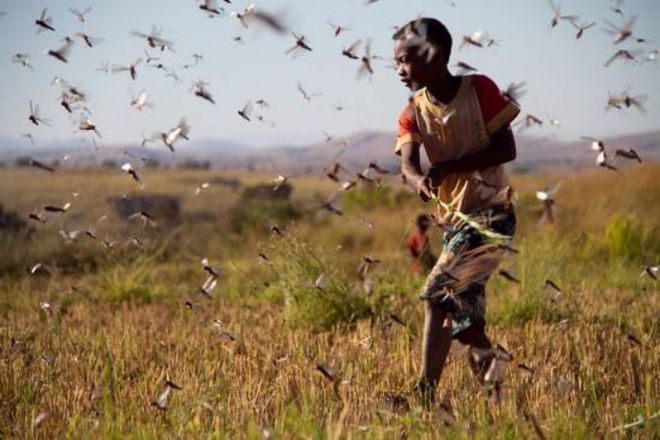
top-left (400, 141), bottom-right (433, 201)
top-left (428, 125), bottom-right (516, 180)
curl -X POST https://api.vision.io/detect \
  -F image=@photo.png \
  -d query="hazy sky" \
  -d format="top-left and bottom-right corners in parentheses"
top-left (0, 0), bottom-right (658, 149)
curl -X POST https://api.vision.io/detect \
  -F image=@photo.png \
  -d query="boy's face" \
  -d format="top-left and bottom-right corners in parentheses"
top-left (394, 38), bottom-right (444, 91)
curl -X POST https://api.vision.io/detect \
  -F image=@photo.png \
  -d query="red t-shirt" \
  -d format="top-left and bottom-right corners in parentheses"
top-left (405, 230), bottom-right (429, 257)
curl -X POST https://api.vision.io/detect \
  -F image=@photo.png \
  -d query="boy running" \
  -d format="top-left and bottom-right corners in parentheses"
top-left (393, 18), bottom-right (519, 402)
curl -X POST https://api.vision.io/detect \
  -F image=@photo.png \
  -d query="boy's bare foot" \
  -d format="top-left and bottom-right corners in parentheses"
top-left (413, 377), bottom-right (435, 409)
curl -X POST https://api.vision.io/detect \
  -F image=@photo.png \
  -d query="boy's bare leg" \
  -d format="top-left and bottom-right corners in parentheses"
top-left (458, 327), bottom-right (493, 384)
top-left (416, 304), bottom-right (453, 404)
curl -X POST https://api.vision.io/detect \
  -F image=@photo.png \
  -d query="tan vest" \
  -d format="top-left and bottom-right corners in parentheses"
top-left (411, 76), bottom-right (510, 217)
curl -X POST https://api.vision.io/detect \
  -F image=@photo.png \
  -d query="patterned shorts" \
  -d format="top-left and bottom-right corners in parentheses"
top-left (419, 206), bottom-right (516, 338)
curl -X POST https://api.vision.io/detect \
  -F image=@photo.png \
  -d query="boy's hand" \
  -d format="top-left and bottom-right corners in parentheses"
top-left (428, 163), bottom-right (450, 188)
top-left (415, 176), bottom-right (434, 202)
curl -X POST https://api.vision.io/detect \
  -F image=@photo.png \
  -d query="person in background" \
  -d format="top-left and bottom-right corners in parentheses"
top-left (405, 214), bottom-right (436, 274)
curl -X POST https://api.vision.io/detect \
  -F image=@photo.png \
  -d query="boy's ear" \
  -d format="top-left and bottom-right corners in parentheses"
top-left (417, 41), bottom-right (444, 65)
top-left (429, 44), bottom-right (446, 65)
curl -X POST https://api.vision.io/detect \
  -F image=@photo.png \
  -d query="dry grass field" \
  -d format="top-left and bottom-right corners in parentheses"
top-left (0, 162), bottom-right (658, 438)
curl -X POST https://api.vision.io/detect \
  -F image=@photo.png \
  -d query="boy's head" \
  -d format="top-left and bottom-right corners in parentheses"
top-left (416, 214), bottom-right (431, 232)
top-left (393, 18), bottom-right (452, 90)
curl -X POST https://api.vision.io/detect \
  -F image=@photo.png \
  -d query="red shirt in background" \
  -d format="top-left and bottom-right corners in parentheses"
top-left (405, 229), bottom-right (435, 274)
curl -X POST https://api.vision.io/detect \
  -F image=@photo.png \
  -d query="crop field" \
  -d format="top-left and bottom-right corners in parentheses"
top-left (0, 163), bottom-right (658, 438)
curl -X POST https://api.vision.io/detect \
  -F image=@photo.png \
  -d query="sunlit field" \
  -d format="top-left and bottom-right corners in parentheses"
top-left (0, 163), bottom-right (658, 438)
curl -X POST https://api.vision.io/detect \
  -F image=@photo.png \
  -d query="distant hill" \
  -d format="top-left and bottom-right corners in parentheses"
top-left (0, 136), bottom-right (252, 169)
top-left (212, 131), bottom-right (400, 173)
top-left (204, 129), bottom-right (660, 173)
top-left (1, 130), bottom-right (658, 173)
top-left (513, 130), bottom-right (660, 172)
